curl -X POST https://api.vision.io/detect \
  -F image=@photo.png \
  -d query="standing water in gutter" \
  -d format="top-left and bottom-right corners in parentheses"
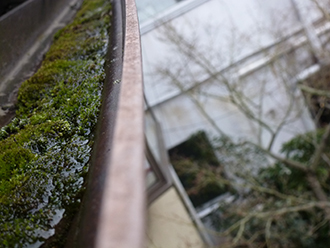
top-left (0, 0), bottom-right (111, 246)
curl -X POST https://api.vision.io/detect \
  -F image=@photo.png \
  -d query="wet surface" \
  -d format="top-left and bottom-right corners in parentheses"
top-left (0, 0), bottom-right (81, 128)
top-left (0, 63), bottom-right (40, 128)
top-left (0, 0), bottom-right (27, 16)
top-left (0, 0), bottom-right (111, 246)
top-left (0, 103), bottom-right (15, 127)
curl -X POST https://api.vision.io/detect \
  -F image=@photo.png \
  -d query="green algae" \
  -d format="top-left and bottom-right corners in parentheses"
top-left (0, 0), bottom-right (111, 246)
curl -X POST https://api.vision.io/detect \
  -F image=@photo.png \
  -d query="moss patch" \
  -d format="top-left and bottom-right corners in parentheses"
top-left (169, 131), bottom-right (230, 207)
top-left (0, 0), bottom-right (111, 246)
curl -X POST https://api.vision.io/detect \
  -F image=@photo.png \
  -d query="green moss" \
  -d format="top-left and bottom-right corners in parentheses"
top-left (0, 0), bottom-right (111, 246)
top-left (259, 129), bottom-right (330, 195)
top-left (169, 131), bottom-right (230, 207)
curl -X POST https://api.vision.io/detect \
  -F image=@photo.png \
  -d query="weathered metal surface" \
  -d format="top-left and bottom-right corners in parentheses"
top-left (145, 100), bottom-right (172, 204)
top-left (70, 0), bottom-right (145, 247)
top-left (64, 0), bottom-right (124, 246)
top-left (94, 0), bottom-right (145, 246)
top-left (0, 0), bottom-right (144, 246)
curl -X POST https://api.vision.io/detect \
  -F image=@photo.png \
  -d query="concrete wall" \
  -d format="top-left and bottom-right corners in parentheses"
top-left (141, 0), bottom-right (325, 151)
top-left (0, 0), bottom-right (27, 15)
top-left (141, 0), bottom-right (322, 107)
top-left (0, 0), bottom-right (74, 81)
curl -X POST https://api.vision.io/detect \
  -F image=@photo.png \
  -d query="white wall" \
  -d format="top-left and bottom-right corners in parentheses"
top-left (141, 0), bottom-right (323, 151)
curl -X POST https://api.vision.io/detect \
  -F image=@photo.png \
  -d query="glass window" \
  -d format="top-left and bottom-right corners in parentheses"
top-left (136, 0), bottom-right (181, 23)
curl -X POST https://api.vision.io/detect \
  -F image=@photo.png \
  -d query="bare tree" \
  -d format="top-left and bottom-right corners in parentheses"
top-left (148, 2), bottom-right (330, 246)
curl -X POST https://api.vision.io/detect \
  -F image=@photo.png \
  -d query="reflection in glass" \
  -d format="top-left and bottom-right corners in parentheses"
top-left (136, 0), bottom-right (178, 23)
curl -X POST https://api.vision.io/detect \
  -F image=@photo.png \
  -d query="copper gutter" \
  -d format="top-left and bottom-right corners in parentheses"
top-left (95, 0), bottom-right (145, 246)
top-left (68, 0), bottom-right (145, 247)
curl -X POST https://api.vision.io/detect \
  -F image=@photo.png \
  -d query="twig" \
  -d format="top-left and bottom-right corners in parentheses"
top-left (265, 218), bottom-right (273, 248)
top-left (244, 141), bottom-right (309, 173)
top-left (299, 84), bottom-right (330, 98)
top-left (233, 217), bottom-right (249, 243)
top-left (311, 122), bottom-right (330, 171)
top-left (223, 201), bottom-right (330, 238)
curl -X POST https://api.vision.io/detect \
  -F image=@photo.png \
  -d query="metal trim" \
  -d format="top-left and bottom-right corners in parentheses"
top-left (145, 94), bottom-right (173, 203)
top-left (146, 140), bottom-right (172, 204)
top-left (94, 0), bottom-right (145, 247)
top-left (140, 0), bottom-right (211, 35)
top-left (68, 0), bottom-right (145, 247)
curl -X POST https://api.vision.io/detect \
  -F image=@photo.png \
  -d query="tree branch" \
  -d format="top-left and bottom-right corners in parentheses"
top-left (244, 141), bottom-right (310, 173)
top-left (299, 84), bottom-right (330, 98)
top-left (311, 122), bottom-right (330, 171)
top-left (223, 201), bottom-right (330, 237)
